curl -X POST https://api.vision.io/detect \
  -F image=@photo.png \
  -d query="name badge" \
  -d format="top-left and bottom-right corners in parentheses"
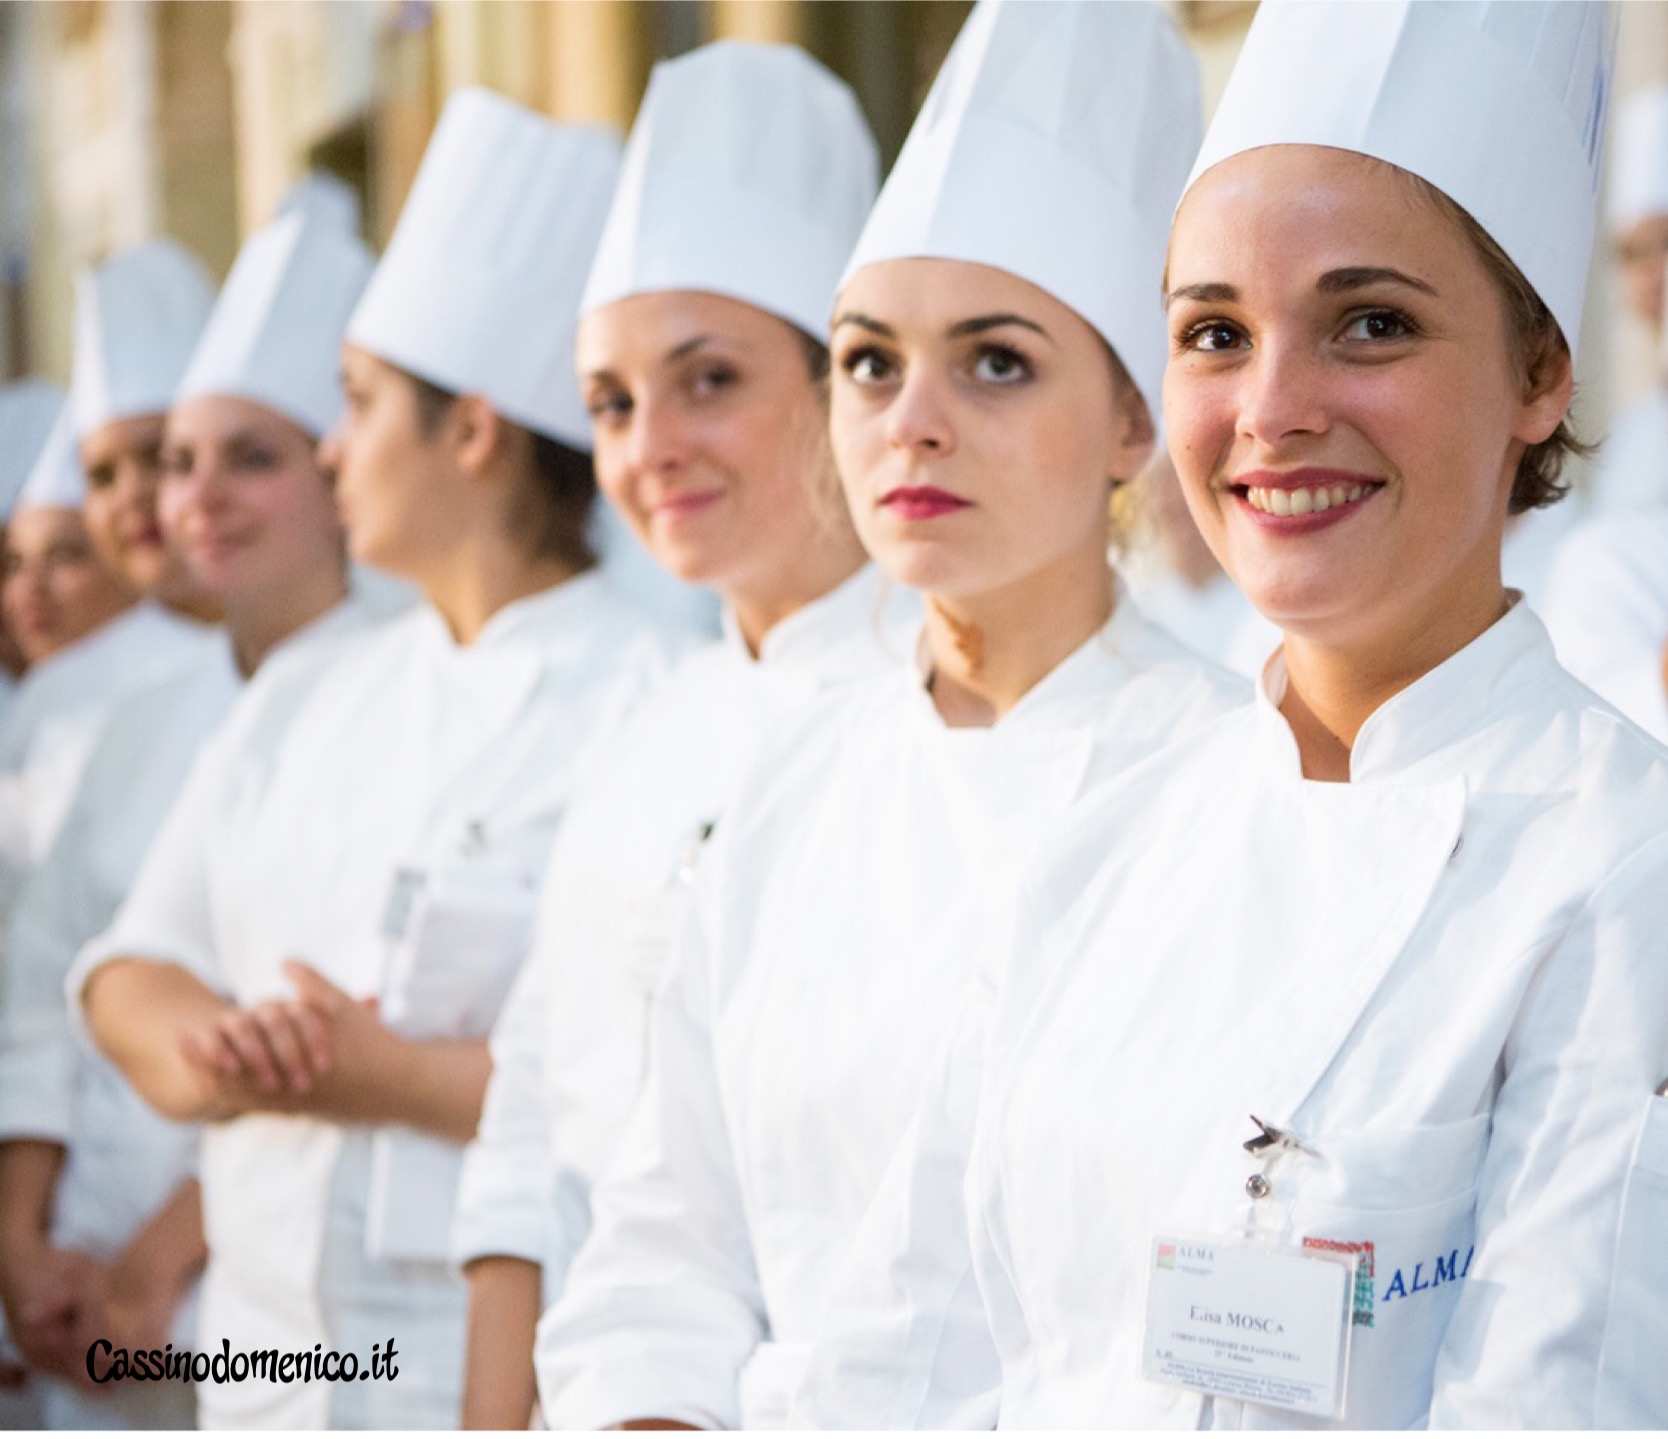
top-left (380, 866), bottom-right (427, 942)
top-left (1141, 1233), bottom-right (1356, 1419)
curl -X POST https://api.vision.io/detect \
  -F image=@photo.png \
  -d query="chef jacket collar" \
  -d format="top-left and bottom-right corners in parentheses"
top-left (1255, 593), bottom-right (1553, 782)
top-left (413, 568), bottom-right (614, 658)
top-left (907, 579), bottom-right (1162, 734)
top-left (719, 563), bottom-right (900, 676)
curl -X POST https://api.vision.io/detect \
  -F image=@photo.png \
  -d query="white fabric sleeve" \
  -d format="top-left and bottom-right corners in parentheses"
top-left (790, 976), bottom-right (1003, 1429)
top-left (63, 731), bottom-right (233, 1027)
top-left (451, 923), bottom-right (554, 1272)
top-left (0, 799), bottom-right (100, 1142)
top-left (534, 862), bottom-right (765, 1431)
top-left (1540, 523), bottom-right (1668, 744)
top-left (1431, 830), bottom-right (1668, 1426)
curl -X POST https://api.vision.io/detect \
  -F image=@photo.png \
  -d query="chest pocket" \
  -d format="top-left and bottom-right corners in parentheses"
top-left (367, 860), bottom-right (541, 1264)
top-left (1276, 1112), bottom-right (1491, 1428)
top-left (1597, 1094), bottom-right (1668, 1427)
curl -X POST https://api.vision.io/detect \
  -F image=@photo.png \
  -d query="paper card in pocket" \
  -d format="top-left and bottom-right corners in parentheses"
top-left (1141, 1232), bottom-right (1356, 1419)
top-left (381, 868), bottom-right (537, 1039)
top-left (365, 1128), bottom-right (461, 1264)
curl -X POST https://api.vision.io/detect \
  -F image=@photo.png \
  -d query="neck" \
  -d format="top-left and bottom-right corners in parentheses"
top-left (1278, 576), bottom-right (1509, 782)
top-left (223, 563), bottom-right (350, 678)
top-left (416, 531), bottom-right (584, 646)
top-left (924, 546), bottom-right (1114, 729)
top-left (726, 533), bottom-right (869, 659)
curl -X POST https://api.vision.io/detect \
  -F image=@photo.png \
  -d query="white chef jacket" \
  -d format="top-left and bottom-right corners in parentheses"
top-left (453, 566), bottom-right (917, 1295)
top-left (535, 596), bottom-right (1246, 1430)
top-left (0, 603), bottom-right (215, 880)
top-left (1, 585), bottom-right (402, 1432)
top-left (793, 600), bottom-right (1668, 1429)
top-left (1588, 388), bottom-right (1668, 516)
top-left (1540, 506), bottom-right (1668, 743)
top-left (69, 572), bottom-right (681, 1429)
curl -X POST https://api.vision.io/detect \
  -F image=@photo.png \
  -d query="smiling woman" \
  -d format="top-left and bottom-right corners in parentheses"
top-left (790, 1), bottom-right (1668, 1430)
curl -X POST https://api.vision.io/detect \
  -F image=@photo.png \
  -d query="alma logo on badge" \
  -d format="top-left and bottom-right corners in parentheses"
top-left (1157, 1243), bottom-right (1177, 1270)
top-left (1303, 1236), bottom-right (1376, 1327)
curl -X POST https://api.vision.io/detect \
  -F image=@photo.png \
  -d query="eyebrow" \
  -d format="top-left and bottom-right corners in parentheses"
top-left (1166, 267), bottom-right (1439, 309)
top-left (1316, 266), bottom-right (1438, 298)
top-left (830, 311), bottom-right (1050, 342)
top-left (664, 333), bottom-right (717, 364)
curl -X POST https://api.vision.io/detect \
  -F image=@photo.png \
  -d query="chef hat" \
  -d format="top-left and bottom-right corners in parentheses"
top-left (0, 380), bottom-right (66, 520)
top-left (277, 170), bottom-right (362, 236)
top-left (347, 87), bottom-right (619, 451)
top-left (837, 0), bottom-right (1199, 417)
top-left (1188, 0), bottom-right (1615, 361)
top-left (14, 403), bottom-right (85, 514)
top-left (176, 208), bottom-right (373, 438)
top-left (70, 240), bottom-right (216, 439)
top-left (580, 41), bottom-right (878, 342)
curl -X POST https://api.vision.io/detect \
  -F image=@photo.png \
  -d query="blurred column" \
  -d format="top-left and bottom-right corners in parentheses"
top-left (545, 2), bottom-right (651, 130)
top-left (706, 1), bottom-right (804, 46)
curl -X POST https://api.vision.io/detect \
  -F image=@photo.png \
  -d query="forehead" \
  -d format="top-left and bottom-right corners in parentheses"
top-left (837, 257), bottom-right (1073, 335)
top-left (1168, 145), bottom-right (1474, 295)
top-left (5, 506), bottom-right (83, 550)
top-left (577, 289), bottom-right (787, 372)
top-left (166, 393), bottom-right (294, 446)
top-left (79, 412), bottom-right (165, 467)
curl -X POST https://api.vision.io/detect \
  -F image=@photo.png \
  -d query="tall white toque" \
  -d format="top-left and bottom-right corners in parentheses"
top-left (1189, 0), bottom-right (1616, 362)
top-left (580, 41), bottom-right (879, 342)
top-left (347, 87), bottom-right (620, 451)
top-left (69, 241), bottom-right (216, 440)
top-left (1609, 84), bottom-right (1668, 231)
top-left (15, 403), bottom-right (85, 514)
top-left (836, 0), bottom-right (1200, 418)
top-left (176, 208), bottom-right (373, 439)
top-left (277, 170), bottom-right (363, 237)
top-left (0, 380), bottom-right (67, 520)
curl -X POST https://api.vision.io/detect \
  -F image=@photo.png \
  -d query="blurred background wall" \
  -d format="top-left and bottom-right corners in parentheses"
top-left (0, 0), bottom-right (1664, 446)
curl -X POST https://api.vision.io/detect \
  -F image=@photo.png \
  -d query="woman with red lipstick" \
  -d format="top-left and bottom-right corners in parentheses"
top-left (453, 44), bottom-right (916, 1428)
top-left (0, 201), bottom-right (401, 1432)
top-left (793, 1), bottom-right (1668, 1429)
top-left (535, 4), bottom-right (1244, 1430)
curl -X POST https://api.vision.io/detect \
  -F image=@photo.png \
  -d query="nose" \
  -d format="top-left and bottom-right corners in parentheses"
top-left (623, 394), bottom-right (688, 478)
top-left (883, 368), bottom-right (956, 458)
top-left (1234, 333), bottom-right (1330, 451)
top-left (316, 425), bottom-right (342, 480)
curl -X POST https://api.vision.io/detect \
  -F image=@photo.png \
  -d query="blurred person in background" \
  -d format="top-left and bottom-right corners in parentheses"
top-left (0, 381), bottom-right (66, 708)
top-left (0, 197), bottom-right (406, 1429)
top-left (451, 41), bottom-right (918, 1427)
top-left (70, 89), bottom-right (684, 1429)
top-left (1538, 87), bottom-right (1668, 739)
top-left (1, 412), bottom-right (137, 673)
top-left (0, 244), bottom-right (220, 892)
top-left (534, 4), bottom-right (1245, 1428)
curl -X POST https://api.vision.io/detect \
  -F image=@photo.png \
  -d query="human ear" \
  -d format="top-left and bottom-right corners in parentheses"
top-left (450, 394), bottom-right (506, 479)
top-left (1107, 387), bottom-right (1158, 488)
top-left (1515, 339), bottom-right (1574, 447)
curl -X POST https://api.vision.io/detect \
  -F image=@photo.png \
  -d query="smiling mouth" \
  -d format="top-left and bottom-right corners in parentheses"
top-left (1235, 479), bottom-right (1384, 517)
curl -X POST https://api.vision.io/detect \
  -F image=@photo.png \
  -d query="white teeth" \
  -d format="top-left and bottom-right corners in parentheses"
top-left (1243, 482), bottom-right (1374, 516)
